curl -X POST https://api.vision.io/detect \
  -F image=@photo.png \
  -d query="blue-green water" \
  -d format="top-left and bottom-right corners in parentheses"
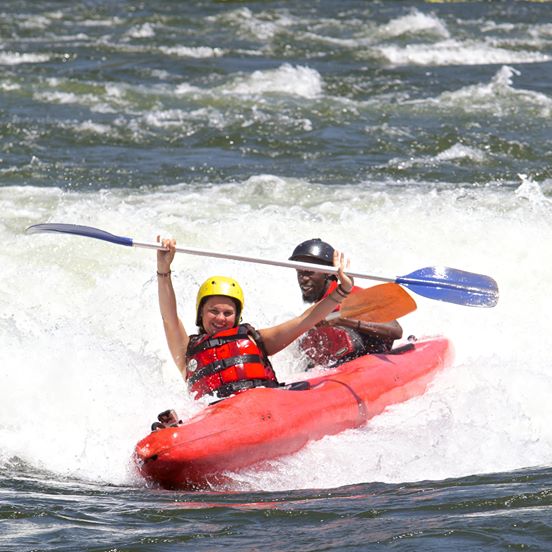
top-left (2, 465), bottom-right (551, 551)
top-left (1, 1), bottom-right (551, 550)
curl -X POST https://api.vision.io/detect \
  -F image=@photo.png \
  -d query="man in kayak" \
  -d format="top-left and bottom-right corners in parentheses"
top-left (289, 238), bottom-right (403, 368)
top-left (156, 237), bottom-right (354, 400)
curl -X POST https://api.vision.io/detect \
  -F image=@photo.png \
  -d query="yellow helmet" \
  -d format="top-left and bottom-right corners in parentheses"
top-left (195, 275), bottom-right (244, 327)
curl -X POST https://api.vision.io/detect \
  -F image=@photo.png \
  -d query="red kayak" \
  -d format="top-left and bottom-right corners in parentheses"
top-left (134, 337), bottom-right (453, 490)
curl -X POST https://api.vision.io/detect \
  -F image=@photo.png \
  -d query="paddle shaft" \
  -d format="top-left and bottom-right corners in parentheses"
top-left (134, 239), bottom-right (378, 278)
top-left (133, 240), bottom-right (481, 293)
top-left (25, 223), bottom-right (499, 305)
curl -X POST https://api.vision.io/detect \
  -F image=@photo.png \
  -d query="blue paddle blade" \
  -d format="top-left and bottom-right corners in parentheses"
top-left (396, 266), bottom-right (499, 307)
top-left (26, 223), bottom-right (134, 247)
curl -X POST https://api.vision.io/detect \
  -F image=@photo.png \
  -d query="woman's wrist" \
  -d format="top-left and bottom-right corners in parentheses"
top-left (157, 269), bottom-right (172, 277)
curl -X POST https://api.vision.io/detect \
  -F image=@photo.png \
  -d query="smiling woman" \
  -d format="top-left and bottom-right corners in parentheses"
top-left (155, 237), bottom-right (354, 399)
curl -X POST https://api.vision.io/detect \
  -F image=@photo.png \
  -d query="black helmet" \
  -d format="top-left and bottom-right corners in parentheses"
top-left (289, 238), bottom-right (334, 266)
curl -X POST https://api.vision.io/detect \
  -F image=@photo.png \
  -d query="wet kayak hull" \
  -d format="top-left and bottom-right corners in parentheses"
top-left (134, 337), bottom-right (453, 490)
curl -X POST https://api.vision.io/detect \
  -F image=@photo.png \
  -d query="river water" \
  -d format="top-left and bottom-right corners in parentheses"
top-left (1, 1), bottom-right (551, 550)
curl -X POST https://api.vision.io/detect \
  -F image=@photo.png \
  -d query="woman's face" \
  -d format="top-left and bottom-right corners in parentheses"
top-left (201, 295), bottom-right (237, 335)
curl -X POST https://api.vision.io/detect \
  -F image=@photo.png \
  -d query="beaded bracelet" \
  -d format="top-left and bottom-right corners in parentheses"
top-left (157, 270), bottom-right (172, 277)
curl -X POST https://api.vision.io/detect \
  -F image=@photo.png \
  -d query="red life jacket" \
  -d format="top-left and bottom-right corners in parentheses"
top-left (301, 282), bottom-right (392, 368)
top-left (300, 325), bottom-right (365, 368)
top-left (186, 323), bottom-right (278, 399)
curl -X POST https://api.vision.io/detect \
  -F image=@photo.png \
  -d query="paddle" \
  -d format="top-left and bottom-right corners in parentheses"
top-left (25, 223), bottom-right (499, 307)
top-left (329, 283), bottom-right (416, 323)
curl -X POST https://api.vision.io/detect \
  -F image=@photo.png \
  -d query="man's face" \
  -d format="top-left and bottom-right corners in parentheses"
top-left (296, 268), bottom-right (328, 303)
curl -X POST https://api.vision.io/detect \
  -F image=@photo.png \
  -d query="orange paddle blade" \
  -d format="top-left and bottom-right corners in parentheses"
top-left (339, 283), bottom-right (417, 323)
